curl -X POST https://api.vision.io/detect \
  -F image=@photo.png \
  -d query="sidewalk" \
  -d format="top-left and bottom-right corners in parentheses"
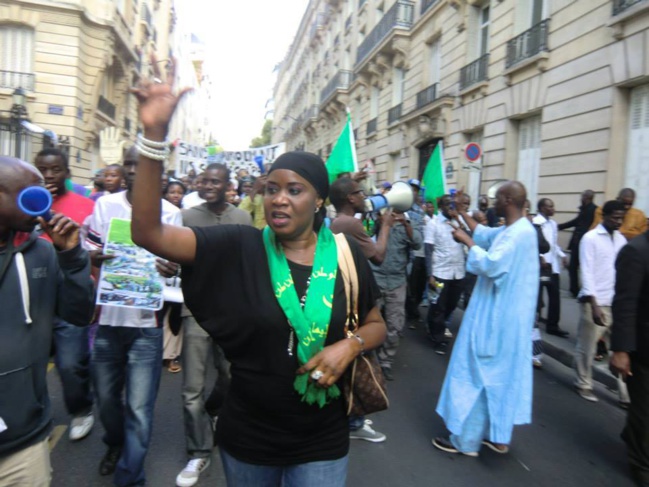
top-left (540, 290), bottom-right (620, 392)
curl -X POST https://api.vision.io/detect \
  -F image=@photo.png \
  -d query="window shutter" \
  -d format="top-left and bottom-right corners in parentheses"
top-left (518, 116), bottom-right (541, 205)
top-left (626, 84), bottom-right (649, 214)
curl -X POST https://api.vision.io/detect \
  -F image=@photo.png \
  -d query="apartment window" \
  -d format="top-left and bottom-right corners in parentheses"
top-left (370, 86), bottom-right (380, 119)
top-left (429, 38), bottom-right (441, 85)
top-left (517, 116), bottom-right (541, 207)
top-left (626, 84), bottom-right (649, 214)
top-left (465, 132), bottom-right (483, 208)
top-left (514, 0), bottom-right (547, 34)
top-left (392, 67), bottom-right (405, 105)
top-left (0, 24), bottom-right (34, 78)
top-left (478, 4), bottom-right (490, 57)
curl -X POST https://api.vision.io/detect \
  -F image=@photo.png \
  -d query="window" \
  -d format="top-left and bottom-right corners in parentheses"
top-left (626, 84), bottom-right (649, 214)
top-left (370, 86), bottom-right (380, 119)
top-left (514, 0), bottom-right (547, 34)
top-left (392, 67), bottom-right (405, 105)
top-left (478, 4), bottom-right (490, 57)
top-left (0, 24), bottom-right (34, 80)
top-left (517, 116), bottom-right (542, 206)
top-left (429, 38), bottom-right (441, 85)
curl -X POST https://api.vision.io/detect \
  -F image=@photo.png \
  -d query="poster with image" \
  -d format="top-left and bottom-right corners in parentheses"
top-left (96, 218), bottom-right (163, 311)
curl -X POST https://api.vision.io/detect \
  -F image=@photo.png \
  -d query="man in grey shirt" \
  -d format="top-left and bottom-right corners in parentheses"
top-left (372, 210), bottom-right (423, 381)
top-left (176, 163), bottom-right (252, 487)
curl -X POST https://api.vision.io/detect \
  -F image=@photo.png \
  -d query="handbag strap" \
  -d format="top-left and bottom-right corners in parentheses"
top-left (334, 233), bottom-right (359, 334)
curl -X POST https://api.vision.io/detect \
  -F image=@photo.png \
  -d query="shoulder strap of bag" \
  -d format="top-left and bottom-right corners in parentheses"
top-left (334, 233), bottom-right (359, 333)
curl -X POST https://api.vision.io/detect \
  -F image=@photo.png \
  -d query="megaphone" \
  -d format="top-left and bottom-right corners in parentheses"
top-left (17, 186), bottom-right (53, 221)
top-left (365, 181), bottom-right (414, 213)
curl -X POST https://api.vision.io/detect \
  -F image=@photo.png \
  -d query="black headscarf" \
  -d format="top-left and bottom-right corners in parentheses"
top-left (268, 151), bottom-right (329, 199)
top-left (267, 151), bottom-right (329, 231)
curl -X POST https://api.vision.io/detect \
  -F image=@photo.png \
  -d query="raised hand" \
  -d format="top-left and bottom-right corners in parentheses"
top-left (99, 126), bottom-right (126, 166)
top-left (130, 56), bottom-right (193, 138)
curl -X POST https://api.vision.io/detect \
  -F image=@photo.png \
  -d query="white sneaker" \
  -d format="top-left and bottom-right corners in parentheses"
top-left (69, 412), bottom-right (94, 441)
top-left (444, 328), bottom-right (453, 338)
top-left (176, 458), bottom-right (211, 487)
top-left (349, 419), bottom-right (386, 443)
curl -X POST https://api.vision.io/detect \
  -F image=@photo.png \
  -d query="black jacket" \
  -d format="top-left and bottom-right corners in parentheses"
top-left (0, 232), bottom-right (93, 457)
top-left (559, 202), bottom-right (598, 248)
top-left (611, 232), bottom-right (649, 365)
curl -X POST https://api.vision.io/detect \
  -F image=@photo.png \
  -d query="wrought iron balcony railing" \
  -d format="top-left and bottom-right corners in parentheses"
top-left (505, 19), bottom-right (550, 69)
top-left (416, 83), bottom-right (438, 110)
top-left (356, 1), bottom-right (414, 68)
top-left (98, 95), bottom-right (116, 120)
top-left (613, 0), bottom-right (647, 16)
top-left (367, 117), bottom-right (377, 135)
top-left (459, 54), bottom-right (489, 91)
top-left (320, 70), bottom-right (353, 104)
top-left (0, 71), bottom-right (35, 91)
top-left (387, 103), bottom-right (402, 125)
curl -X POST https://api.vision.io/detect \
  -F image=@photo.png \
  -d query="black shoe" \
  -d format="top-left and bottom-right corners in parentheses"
top-left (546, 328), bottom-right (569, 338)
top-left (432, 437), bottom-right (478, 457)
top-left (381, 367), bottom-right (394, 381)
top-left (433, 342), bottom-right (448, 355)
top-left (99, 446), bottom-right (122, 476)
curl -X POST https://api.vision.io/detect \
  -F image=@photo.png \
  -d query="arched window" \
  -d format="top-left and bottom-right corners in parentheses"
top-left (0, 24), bottom-right (35, 90)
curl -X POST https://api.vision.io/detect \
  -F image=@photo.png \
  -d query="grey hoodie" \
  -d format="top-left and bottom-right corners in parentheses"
top-left (0, 231), bottom-right (93, 457)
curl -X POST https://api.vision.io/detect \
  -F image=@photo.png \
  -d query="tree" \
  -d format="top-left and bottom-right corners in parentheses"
top-left (250, 119), bottom-right (272, 148)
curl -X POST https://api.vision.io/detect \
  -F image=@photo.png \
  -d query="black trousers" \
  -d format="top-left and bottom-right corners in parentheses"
top-left (624, 358), bottom-right (649, 486)
top-left (539, 273), bottom-right (561, 330)
top-left (426, 277), bottom-right (464, 343)
top-left (568, 240), bottom-right (581, 297)
top-left (406, 256), bottom-right (427, 319)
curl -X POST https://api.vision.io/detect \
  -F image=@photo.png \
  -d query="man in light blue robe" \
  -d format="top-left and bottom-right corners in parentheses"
top-left (432, 182), bottom-right (539, 456)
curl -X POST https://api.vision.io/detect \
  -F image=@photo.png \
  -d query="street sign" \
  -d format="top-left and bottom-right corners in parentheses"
top-left (464, 142), bottom-right (482, 162)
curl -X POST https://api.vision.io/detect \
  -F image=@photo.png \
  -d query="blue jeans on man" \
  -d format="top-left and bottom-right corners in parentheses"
top-left (91, 326), bottom-right (162, 487)
top-left (53, 317), bottom-right (93, 416)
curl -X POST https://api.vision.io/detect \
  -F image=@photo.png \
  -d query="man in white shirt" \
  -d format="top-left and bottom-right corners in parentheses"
top-left (86, 147), bottom-right (182, 486)
top-left (181, 172), bottom-right (206, 209)
top-left (425, 194), bottom-right (466, 355)
top-left (533, 198), bottom-right (569, 338)
top-left (574, 200), bottom-right (629, 404)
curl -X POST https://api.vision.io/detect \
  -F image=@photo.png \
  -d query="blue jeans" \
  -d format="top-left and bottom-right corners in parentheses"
top-left (91, 326), bottom-right (163, 487)
top-left (348, 415), bottom-right (365, 431)
top-left (53, 317), bottom-right (93, 416)
top-left (220, 450), bottom-right (348, 487)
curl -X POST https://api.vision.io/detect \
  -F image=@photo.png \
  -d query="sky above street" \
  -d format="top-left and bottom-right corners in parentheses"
top-left (184, 0), bottom-right (309, 149)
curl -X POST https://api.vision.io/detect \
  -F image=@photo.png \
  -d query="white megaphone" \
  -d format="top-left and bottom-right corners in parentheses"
top-left (365, 181), bottom-right (414, 213)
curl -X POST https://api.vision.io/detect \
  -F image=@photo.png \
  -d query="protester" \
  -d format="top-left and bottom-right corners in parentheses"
top-left (380, 181), bottom-right (392, 195)
top-left (433, 182), bottom-right (539, 457)
top-left (164, 180), bottom-right (186, 209)
top-left (182, 173), bottom-right (206, 209)
top-left (175, 163), bottom-right (252, 487)
top-left (424, 194), bottom-right (466, 355)
top-left (559, 190), bottom-right (597, 297)
top-left (225, 181), bottom-right (240, 206)
top-left (574, 200), bottom-right (629, 406)
top-left (239, 175), bottom-right (267, 229)
top-left (129, 64), bottom-right (386, 486)
top-left (0, 157), bottom-right (93, 486)
top-left (611, 229), bottom-right (649, 486)
top-left (591, 188), bottom-right (647, 241)
top-left (85, 147), bottom-right (183, 486)
top-left (405, 179), bottom-right (427, 321)
top-left (34, 148), bottom-right (96, 441)
top-left (533, 198), bottom-right (570, 338)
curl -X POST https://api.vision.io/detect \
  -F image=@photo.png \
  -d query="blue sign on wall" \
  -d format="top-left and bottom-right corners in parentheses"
top-left (48, 105), bottom-right (64, 115)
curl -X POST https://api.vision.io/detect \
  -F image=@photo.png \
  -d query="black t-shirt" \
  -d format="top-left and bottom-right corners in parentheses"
top-left (182, 225), bottom-right (381, 466)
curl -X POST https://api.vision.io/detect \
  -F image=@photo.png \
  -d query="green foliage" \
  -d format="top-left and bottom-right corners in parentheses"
top-left (250, 119), bottom-right (273, 148)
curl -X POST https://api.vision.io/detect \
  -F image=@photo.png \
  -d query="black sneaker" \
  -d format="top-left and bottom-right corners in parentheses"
top-left (99, 446), bottom-right (122, 476)
top-left (381, 367), bottom-right (394, 381)
top-left (432, 437), bottom-right (478, 457)
top-left (433, 342), bottom-right (448, 355)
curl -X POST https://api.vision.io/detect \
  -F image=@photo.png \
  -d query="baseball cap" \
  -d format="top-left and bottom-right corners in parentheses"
top-left (381, 181), bottom-right (392, 189)
top-left (408, 178), bottom-right (421, 188)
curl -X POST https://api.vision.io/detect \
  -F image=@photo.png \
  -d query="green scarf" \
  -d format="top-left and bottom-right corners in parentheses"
top-left (263, 225), bottom-right (340, 407)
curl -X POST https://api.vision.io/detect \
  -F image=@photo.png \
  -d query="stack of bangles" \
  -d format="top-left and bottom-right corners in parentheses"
top-left (135, 134), bottom-right (170, 161)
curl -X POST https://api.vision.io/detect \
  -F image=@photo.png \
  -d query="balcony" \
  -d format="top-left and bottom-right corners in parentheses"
top-left (367, 117), bottom-right (377, 136)
top-left (309, 12), bottom-right (327, 45)
top-left (387, 104), bottom-right (402, 125)
top-left (98, 95), bottom-right (116, 120)
top-left (0, 71), bottom-right (35, 91)
top-left (505, 20), bottom-right (550, 69)
top-left (613, 0), bottom-right (647, 15)
top-left (416, 83), bottom-right (438, 110)
top-left (320, 70), bottom-right (353, 105)
top-left (305, 105), bottom-right (319, 122)
top-left (459, 54), bottom-right (489, 92)
top-left (421, 0), bottom-right (440, 15)
top-left (355, 1), bottom-right (414, 69)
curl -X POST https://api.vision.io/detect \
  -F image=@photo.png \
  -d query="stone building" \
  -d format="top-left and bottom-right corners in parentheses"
top-left (272, 0), bottom-right (649, 227)
top-left (0, 0), bottom-right (176, 181)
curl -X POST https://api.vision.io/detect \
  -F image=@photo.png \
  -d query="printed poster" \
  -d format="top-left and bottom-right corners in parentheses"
top-left (96, 218), bottom-right (163, 310)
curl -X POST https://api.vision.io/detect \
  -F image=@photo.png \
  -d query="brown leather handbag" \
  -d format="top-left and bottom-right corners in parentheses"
top-left (334, 234), bottom-right (389, 416)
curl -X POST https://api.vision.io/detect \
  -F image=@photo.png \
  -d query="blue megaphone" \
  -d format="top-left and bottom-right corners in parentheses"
top-left (17, 186), bottom-right (53, 221)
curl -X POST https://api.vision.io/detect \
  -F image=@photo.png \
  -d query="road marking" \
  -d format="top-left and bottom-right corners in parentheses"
top-left (49, 425), bottom-right (67, 451)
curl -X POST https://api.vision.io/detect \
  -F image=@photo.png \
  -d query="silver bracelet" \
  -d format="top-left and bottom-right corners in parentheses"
top-left (351, 334), bottom-right (365, 355)
top-left (137, 134), bottom-right (169, 149)
top-left (135, 142), bottom-right (169, 161)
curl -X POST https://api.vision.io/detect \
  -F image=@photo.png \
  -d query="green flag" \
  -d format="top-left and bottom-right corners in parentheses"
top-left (422, 141), bottom-right (447, 204)
top-left (326, 111), bottom-right (357, 183)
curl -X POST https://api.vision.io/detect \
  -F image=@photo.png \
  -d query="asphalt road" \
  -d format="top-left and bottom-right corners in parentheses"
top-left (48, 313), bottom-right (634, 487)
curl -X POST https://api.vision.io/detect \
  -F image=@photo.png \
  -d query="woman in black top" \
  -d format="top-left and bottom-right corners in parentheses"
top-left (129, 62), bottom-right (387, 486)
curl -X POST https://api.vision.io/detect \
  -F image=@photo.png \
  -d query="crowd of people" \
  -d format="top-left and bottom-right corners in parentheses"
top-left (1, 64), bottom-right (649, 487)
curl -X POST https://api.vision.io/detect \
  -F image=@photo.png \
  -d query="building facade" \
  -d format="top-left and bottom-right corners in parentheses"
top-left (272, 0), bottom-right (649, 232)
top-left (0, 0), bottom-right (177, 181)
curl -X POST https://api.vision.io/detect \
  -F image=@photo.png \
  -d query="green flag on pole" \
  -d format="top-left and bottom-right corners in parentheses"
top-left (421, 141), bottom-right (447, 204)
top-left (326, 110), bottom-right (358, 183)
